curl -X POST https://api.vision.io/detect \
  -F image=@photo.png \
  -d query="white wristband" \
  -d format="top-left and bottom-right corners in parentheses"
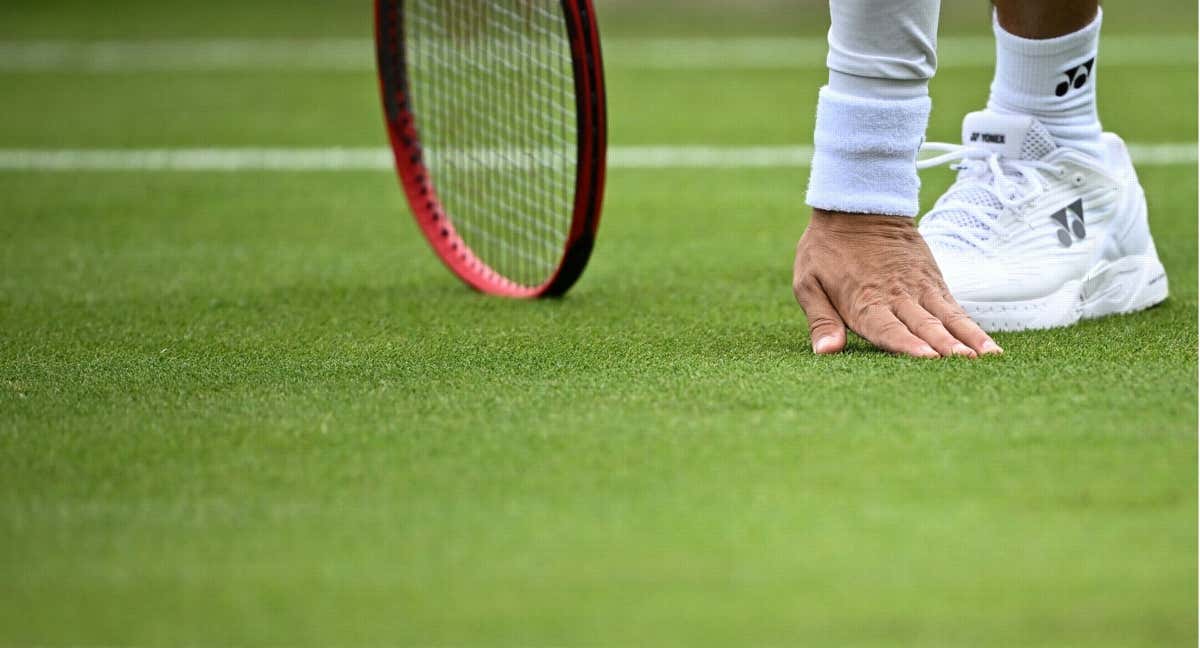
top-left (805, 86), bottom-right (932, 217)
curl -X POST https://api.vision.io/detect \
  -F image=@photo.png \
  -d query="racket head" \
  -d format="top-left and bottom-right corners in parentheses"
top-left (375, 0), bottom-right (607, 298)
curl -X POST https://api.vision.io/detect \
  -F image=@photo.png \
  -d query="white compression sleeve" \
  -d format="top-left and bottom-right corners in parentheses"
top-left (827, 0), bottom-right (941, 101)
top-left (807, 0), bottom-right (941, 217)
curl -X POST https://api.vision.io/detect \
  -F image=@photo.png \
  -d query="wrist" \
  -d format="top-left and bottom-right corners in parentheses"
top-left (811, 209), bottom-right (918, 233)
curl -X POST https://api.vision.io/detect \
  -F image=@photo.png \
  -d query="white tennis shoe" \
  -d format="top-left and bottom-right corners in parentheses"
top-left (917, 111), bottom-right (1168, 332)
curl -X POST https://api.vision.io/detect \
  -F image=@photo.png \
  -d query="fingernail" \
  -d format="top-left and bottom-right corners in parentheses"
top-left (981, 340), bottom-right (1004, 355)
top-left (814, 336), bottom-right (838, 354)
top-left (952, 343), bottom-right (976, 358)
top-left (917, 345), bottom-right (939, 358)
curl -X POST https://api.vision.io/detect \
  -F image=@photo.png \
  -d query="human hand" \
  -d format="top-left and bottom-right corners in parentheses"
top-left (793, 210), bottom-right (1003, 358)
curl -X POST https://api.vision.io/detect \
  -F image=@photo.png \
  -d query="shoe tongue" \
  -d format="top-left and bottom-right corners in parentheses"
top-left (961, 111), bottom-right (1058, 161)
top-left (924, 112), bottom-right (1059, 253)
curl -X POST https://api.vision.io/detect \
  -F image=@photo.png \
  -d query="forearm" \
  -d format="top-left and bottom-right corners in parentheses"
top-left (827, 0), bottom-right (941, 100)
top-left (806, 0), bottom-right (941, 218)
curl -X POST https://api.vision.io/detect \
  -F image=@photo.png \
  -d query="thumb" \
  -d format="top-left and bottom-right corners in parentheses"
top-left (795, 280), bottom-right (847, 354)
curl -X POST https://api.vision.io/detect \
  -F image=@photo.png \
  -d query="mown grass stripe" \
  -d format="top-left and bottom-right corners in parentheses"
top-left (0, 144), bottom-right (1193, 172)
top-left (0, 35), bottom-right (1193, 72)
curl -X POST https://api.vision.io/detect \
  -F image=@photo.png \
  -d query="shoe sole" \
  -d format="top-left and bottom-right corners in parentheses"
top-left (960, 253), bottom-right (1169, 332)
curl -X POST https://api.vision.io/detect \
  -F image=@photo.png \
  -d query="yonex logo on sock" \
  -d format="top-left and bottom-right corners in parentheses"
top-left (1051, 198), bottom-right (1087, 247)
top-left (1055, 58), bottom-right (1095, 97)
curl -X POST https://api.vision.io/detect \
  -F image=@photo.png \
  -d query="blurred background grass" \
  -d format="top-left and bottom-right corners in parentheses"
top-left (0, 0), bottom-right (1195, 38)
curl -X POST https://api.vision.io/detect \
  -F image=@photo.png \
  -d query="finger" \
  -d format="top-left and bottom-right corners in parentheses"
top-left (921, 292), bottom-right (1004, 355)
top-left (793, 279), bottom-right (846, 354)
top-left (855, 305), bottom-right (940, 359)
top-left (893, 300), bottom-right (977, 358)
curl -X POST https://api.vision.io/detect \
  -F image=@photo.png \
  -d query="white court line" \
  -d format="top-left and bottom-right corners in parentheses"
top-left (0, 144), bottom-right (1194, 172)
top-left (608, 35), bottom-right (1197, 70)
top-left (0, 35), bottom-right (1194, 72)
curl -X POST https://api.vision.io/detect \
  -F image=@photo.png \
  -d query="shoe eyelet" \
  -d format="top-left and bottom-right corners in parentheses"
top-left (1072, 173), bottom-right (1086, 186)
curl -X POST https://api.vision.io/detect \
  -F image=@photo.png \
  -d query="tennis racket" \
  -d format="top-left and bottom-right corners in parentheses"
top-left (375, 0), bottom-right (607, 298)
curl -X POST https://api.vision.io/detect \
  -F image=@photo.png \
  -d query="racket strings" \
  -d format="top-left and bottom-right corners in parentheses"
top-left (408, 1), bottom-right (577, 288)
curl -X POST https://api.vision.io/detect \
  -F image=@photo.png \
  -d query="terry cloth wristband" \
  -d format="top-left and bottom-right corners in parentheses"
top-left (805, 86), bottom-right (932, 218)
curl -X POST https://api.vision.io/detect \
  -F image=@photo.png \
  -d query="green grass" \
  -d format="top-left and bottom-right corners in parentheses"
top-left (1, 1), bottom-right (1196, 646)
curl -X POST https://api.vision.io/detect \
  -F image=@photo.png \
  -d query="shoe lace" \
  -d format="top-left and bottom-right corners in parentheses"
top-left (916, 142), bottom-right (1066, 249)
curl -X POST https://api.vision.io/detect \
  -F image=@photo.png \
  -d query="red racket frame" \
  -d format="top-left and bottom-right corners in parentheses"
top-left (375, 0), bottom-right (608, 298)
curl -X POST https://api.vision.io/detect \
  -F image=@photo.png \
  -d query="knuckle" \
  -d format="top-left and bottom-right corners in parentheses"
top-left (857, 279), bottom-right (881, 295)
top-left (873, 318), bottom-right (908, 339)
top-left (792, 274), bottom-right (818, 295)
top-left (943, 310), bottom-right (972, 326)
top-left (885, 283), bottom-right (909, 301)
top-left (912, 317), bottom-right (946, 336)
top-left (807, 315), bottom-right (839, 333)
top-left (940, 310), bottom-right (980, 333)
top-left (918, 286), bottom-right (949, 304)
top-left (856, 285), bottom-right (886, 309)
top-left (850, 302), bottom-right (880, 326)
top-left (922, 270), bottom-right (946, 285)
top-left (921, 289), bottom-right (965, 316)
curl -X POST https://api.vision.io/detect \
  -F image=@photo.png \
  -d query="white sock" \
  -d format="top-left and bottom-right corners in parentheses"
top-left (987, 9), bottom-right (1105, 160)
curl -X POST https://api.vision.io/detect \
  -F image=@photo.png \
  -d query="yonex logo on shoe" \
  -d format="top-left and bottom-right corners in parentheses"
top-left (969, 132), bottom-right (1007, 144)
top-left (1051, 198), bottom-right (1087, 247)
top-left (1055, 58), bottom-right (1095, 97)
